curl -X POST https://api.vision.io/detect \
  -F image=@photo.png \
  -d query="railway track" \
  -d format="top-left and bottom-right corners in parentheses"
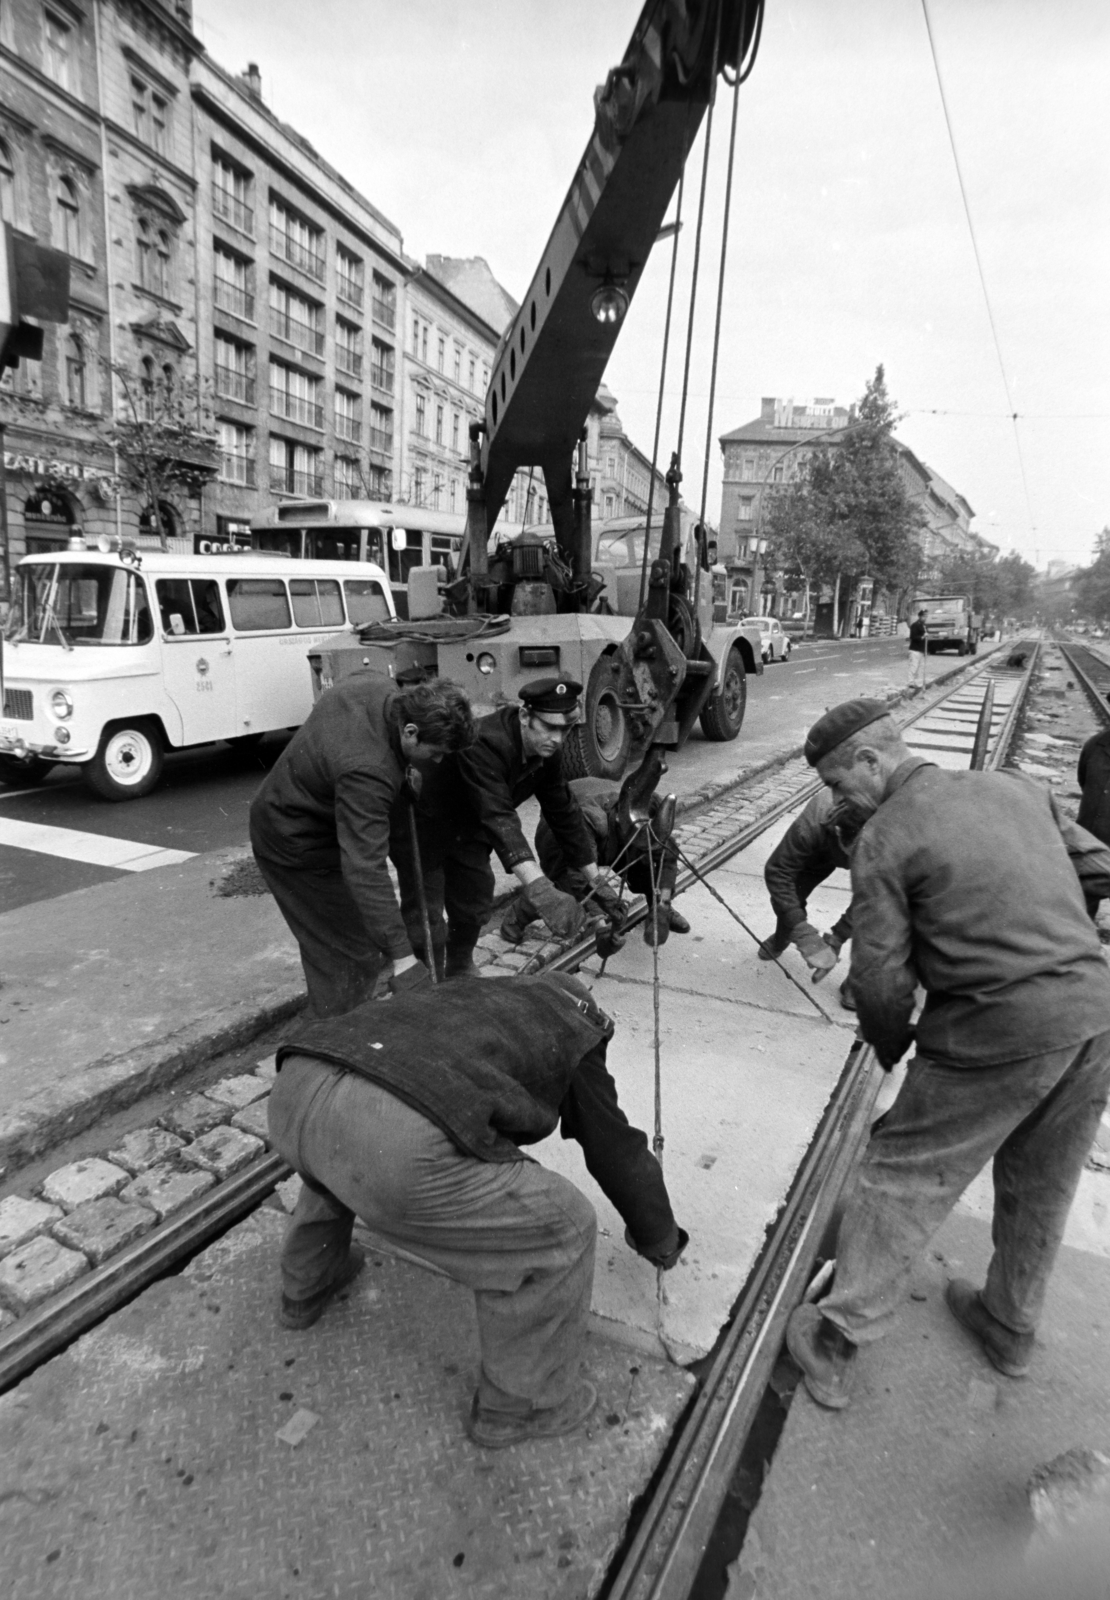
top-left (1057, 639), bottom-right (1110, 726)
top-left (0, 641), bottom-right (1043, 1598)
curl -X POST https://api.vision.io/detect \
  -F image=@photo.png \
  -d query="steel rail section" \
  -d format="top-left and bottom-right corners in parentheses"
top-left (1058, 642), bottom-right (1110, 729)
top-left (984, 641), bottom-right (1040, 770)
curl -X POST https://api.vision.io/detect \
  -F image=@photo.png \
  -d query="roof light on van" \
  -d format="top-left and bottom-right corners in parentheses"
top-left (96, 533), bottom-right (139, 556)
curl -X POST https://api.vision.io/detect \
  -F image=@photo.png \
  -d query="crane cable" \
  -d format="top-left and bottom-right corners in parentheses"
top-left (637, 160), bottom-right (687, 613)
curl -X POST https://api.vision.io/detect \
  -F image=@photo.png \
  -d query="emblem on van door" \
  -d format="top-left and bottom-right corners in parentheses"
top-left (196, 658), bottom-right (210, 676)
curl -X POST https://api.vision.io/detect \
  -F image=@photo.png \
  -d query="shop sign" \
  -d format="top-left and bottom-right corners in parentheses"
top-left (3, 450), bottom-right (115, 487)
top-left (24, 492), bottom-right (76, 526)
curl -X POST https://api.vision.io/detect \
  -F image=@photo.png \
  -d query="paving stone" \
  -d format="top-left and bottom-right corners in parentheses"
top-left (0, 1306), bottom-right (13, 1330)
top-left (160, 1093), bottom-right (231, 1140)
top-left (41, 1157), bottom-right (129, 1211)
top-left (106, 1125), bottom-right (186, 1175)
top-left (120, 1160), bottom-right (217, 1220)
top-left (492, 950), bottom-right (536, 972)
top-left (179, 1125), bottom-right (264, 1179)
top-left (51, 1196), bottom-right (156, 1266)
top-left (0, 1233), bottom-right (89, 1312)
top-left (254, 1053), bottom-right (278, 1080)
top-left (231, 1098), bottom-right (272, 1143)
top-left (204, 1073), bottom-right (271, 1111)
top-left (275, 1174), bottom-right (302, 1213)
top-left (0, 1194), bottom-right (65, 1260)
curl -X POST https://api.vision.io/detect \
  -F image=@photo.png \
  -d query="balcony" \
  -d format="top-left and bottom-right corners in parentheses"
top-left (270, 387), bottom-right (324, 429)
top-left (269, 225), bottom-right (325, 281)
top-left (335, 414), bottom-right (360, 444)
top-left (220, 453), bottom-right (257, 486)
top-left (336, 347), bottom-right (363, 381)
top-left (369, 426), bottom-right (393, 456)
top-left (270, 308), bottom-right (325, 357)
top-left (214, 279), bottom-right (255, 322)
top-left (271, 467), bottom-right (324, 497)
top-left (371, 296), bottom-right (395, 332)
top-left (369, 364), bottom-right (394, 396)
top-left (215, 366), bottom-right (256, 405)
top-left (337, 276), bottom-right (363, 311)
top-left (213, 187), bottom-right (253, 235)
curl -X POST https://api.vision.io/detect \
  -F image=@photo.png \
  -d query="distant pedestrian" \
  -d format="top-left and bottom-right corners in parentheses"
top-left (907, 609), bottom-right (928, 690)
top-left (785, 698), bottom-right (1110, 1410)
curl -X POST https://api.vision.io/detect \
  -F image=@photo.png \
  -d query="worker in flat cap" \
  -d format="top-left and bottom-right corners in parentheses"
top-left (785, 698), bottom-right (1110, 1412)
top-left (391, 674), bottom-right (619, 977)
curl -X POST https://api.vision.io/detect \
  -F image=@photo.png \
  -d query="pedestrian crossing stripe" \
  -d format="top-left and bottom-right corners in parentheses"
top-left (0, 816), bottom-right (195, 871)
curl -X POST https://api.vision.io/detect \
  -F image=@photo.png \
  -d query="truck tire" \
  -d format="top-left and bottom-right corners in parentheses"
top-left (0, 754), bottom-right (53, 787)
top-left (956, 640), bottom-right (967, 656)
top-left (561, 659), bottom-right (631, 780)
top-left (699, 646), bottom-right (747, 742)
top-left (82, 720), bottom-right (164, 801)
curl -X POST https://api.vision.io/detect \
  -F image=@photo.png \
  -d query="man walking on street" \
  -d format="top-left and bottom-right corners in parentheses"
top-left (267, 970), bottom-right (688, 1447)
top-left (786, 699), bottom-right (1110, 1410)
top-left (250, 674), bottom-right (474, 1016)
top-left (907, 608), bottom-right (928, 691)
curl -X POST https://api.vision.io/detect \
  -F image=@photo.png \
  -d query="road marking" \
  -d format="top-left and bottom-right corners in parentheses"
top-left (0, 816), bottom-right (195, 871)
top-left (0, 787), bottom-right (43, 801)
top-left (793, 667), bottom-right (817, 674)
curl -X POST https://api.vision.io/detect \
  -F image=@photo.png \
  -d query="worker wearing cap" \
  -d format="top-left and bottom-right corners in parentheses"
top-left (392, 675), bottom-right (612, 977)
top-left (907, 609), bottom-right (928, 690)
top-left (785, 698), bottom-right (1110, 1410)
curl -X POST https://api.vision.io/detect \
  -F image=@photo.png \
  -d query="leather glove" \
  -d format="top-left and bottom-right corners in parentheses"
top-left (792, 923), bottom-right (839, 982)
top-left (389, 960), bottom-right (432, 996)
top-left (823, 930), bottom-right (844, 956)
top-left (588, 875), bottom-right (625, 922)
top-left (523, 876), bottom-right (587, 941)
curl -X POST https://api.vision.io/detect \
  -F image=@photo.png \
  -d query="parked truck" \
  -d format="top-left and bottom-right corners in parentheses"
top-left (912, 593), bottom-right (980, 656)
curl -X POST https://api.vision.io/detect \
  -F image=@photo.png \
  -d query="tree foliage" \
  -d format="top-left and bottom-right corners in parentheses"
top-left (933, 548), bottom-right (1037, 619)
top-left (101, 359), bottom-right (218, 549)
top-left (1074, 529), bottom-right (1110, 621)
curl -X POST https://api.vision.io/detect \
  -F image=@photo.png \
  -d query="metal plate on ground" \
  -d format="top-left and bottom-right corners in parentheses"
top-left (0, 1207), bottom-right (694, 1600)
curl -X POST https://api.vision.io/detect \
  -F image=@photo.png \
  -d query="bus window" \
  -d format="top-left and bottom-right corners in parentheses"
top-left (290, 579), bottom-right (344, 628)
top-left (254, 530), bottom-right (303, 558)
top-left (344, 578), bottom-right (390, 626)
top-left (227, 578), bottom-right (292, 631)
top-left (306, 530), bottom-right (362, 562)
top-left (429, 533), bottom-right (459, 575)
top-left (388, 530), bottom-right (424, 586)
top-left (156, 578), bottom-right (226, 636)
top-left (363, 529), bottom-right (386, 568)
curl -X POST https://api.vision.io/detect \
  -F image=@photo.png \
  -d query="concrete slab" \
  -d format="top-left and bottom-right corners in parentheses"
top-left (0, 1206), bottom-right (694, 1600)
top-left (729, 1212), bottom-right (1110, 1600)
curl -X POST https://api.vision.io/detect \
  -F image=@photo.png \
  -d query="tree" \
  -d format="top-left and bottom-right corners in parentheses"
top-left (101, 357), bottom-right (218, 549)
top-left (935, 548), bottom-right (1036, 621)
top-left (1074, 530), bottom-right (1110, 623)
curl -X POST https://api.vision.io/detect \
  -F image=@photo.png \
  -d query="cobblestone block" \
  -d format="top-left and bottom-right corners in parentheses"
top-left (0, 1233), bottom-right (89, 1313)
top-left (275, 1174), bottom-right (302, 1213)
top-left (0, 1306), bottom-right (14, 1331)
top-left (41, 1157), bottom-right (129, 1211)
top-left (120, 1160), bottom-right (216, 1220)
top-left (491, 950), bottom-right (536, 972)
top-left (179, 1125), bottom-right (264, 1180)
top-left (0, 1195), bottom-right (64, 1261)
top-left (254, 1053), bottom-right (278, 1080)
top-left (106, 1126), bottom-right (186, 1175)
top-left (51, 1196), bottom-right (156, 1266)
top-left (231, 1098), bottom-right (272, 1143)
top-left (160, 1093), bottom-right (231, 1140)
top-left (204, 1073), bottom-right (271, 1111)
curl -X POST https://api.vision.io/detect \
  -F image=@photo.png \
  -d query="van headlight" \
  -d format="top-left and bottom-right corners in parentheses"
top-left (50, 689), bottom-right (74, 720)
top-left (476, 653), bottom-right (496, 676)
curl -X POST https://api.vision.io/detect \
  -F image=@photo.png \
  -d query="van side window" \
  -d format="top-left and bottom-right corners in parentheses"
top-left (290, 578), bottom-right (344, 628)
top-left (155, 579), bottom-right (226, 636)
top-left (227, 578), bottom-right (292, 631)
top-left (344, 578), bottom-right (390, 625)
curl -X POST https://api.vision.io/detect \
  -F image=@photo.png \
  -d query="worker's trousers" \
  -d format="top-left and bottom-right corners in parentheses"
top-left (252, 850), bottom-right (383, 1018)
top-left (820, 1029), bottom-right (1110, 1344)
top-left (269, 1054), bottom-right (597, 1410)
top-left (390, 823), bottom-right (494, 973)
top-left (907, 648), bottom-right (927, 688)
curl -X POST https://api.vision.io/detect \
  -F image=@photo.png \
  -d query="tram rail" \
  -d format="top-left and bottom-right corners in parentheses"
top-left (1057, 639), bottom-right (1110, 728)
top-left (0, 639), bottom-right (1044, 1597)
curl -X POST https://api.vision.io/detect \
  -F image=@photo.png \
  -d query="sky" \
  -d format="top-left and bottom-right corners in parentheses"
top-left (192, 0), bottom-right (1109, 573)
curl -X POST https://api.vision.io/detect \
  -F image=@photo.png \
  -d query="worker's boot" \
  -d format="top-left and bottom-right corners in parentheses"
top-left (945, 1279), bottom-right (1034, 1378)
top-left (499, 894), bottom-right (535, 946)
top-left (467, 1381), bottom-right (597, 1449)
top-left (444, 938), bottom-right (480, 980)
top-left (668, 907), bottom-right (691, 935)
top-left (839, 977), bottom-right (857, 1012)
top-left (785, 1303), bottom-right (858, 1409)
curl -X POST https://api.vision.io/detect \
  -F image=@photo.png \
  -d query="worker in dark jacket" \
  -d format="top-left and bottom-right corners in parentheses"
top-left (1076, 721), bottom-right (1110, 918)
top-left (250, 674), bottom-right (474, 1017)
top-left (267, 970), bottom-right (688, 1448)
top-left (393, 676), bottom-right (612, 977)
top-left (786, 699), bottom-right (1110, 1411)
top-left (757, 786), bottom-right (857, 1007)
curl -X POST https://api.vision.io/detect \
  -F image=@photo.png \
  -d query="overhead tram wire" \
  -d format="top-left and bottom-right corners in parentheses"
top-left (920, 0), bottom-right (1038, 541)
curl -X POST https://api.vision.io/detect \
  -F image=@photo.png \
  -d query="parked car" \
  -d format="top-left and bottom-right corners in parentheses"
top-left (742, 616), bottom-right (792, 663)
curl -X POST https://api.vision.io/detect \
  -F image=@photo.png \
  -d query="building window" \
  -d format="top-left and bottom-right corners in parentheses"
top-left (741, 455), bottom-right (755, 481)
top-left (214, 248), bottom-right (253, 321)
top-left (421, 325), bottom-right (428, 363)
top-left (55, 175), bottom-right (81, 258)
top-left (453, 345), bottom-right (461, 384)
top-left (369, 402), bottom-right (392, 456)
top-left (0, 141), bottom-right (15, 225)
top-left (151, 95), bottom-right (169, 156)
top-left (411, 316), bottom-right (420, 355)
top-left (415, 394), bottom-right (426, 437)
top-left (481, 364), bottom-right (489, 391)
top-left (65, 332), bottom-right (86, 408)
top-left (435, 403), bottom-right (444, 446)
top-left (335, 388), bottom-right (359, 443)
top-left (370, 271), bottom-right (395, 330)
top-left (771, 464), bottom-right (784, 482)
top-left (369, 338), bottom-right (394, 394)
top-left (336, 246), bottom-right (364, 309)
top-left (336, 318), bottom-right (363, 379)
top-left (413, 466), bottom-right (426, 506)
top-left (269, 197), bottom-right (324, 280)
top-left (449, 478), bottom-right (457, 511)
top-left (214, 334), bottom-right (254, 404)
top-left (437, 335), bottom-right (445, 373)
top-left (218, 421), bottom-right (255, 485)
top-left (334, 455), bottom-right (360, 500)
top-left (270, 280), bottom-right (324, 355)
top-left (269, 360), bottom-right (323, 428)
top-left (213, 154), bottom-right (253, 234)
top-left (269, 436), bottom-right (323, 496)
top-left (451, 411), bottom-right (460, 452)
top-left (136, 216), bottom-right (172, 298)
top-left (468, 354), bottom-right (476, 390)
top-left (737, 497), bottom-right (753, 523)
top-left (43, 11), bottom-right (73, 92)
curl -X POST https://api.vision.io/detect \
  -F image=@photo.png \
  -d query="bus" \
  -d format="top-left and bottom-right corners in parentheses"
top-left (248, 501), bottom-right (466, 617)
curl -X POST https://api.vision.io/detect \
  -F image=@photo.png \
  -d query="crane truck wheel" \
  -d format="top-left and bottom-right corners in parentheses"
top-left (699, 646), bottom-right (747, 742)
top-left (561, 659), bottom-right (631, 781)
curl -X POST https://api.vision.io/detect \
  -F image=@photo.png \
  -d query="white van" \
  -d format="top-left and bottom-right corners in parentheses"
top-left (0, 543), bottom-right (394, 799)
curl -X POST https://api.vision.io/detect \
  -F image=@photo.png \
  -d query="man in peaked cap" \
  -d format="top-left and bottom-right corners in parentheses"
top-left (785, 698), bottom-right (1110, 1410)
top-left (391, 674), bottom-right (619, 977)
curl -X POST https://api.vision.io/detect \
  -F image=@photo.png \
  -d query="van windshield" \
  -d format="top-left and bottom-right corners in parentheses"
top-left (13, 563), bottom-right (154, 647)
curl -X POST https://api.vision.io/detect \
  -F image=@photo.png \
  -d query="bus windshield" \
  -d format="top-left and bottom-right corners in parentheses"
top-left (13, 564), bottom-right (154, 647)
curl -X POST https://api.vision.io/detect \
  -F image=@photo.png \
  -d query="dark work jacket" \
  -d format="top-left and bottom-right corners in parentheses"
top-left (908, 619), bottom-right (927, 653)
top-left (249, 673), bottom-right (411, 959)
top-left (277, 971), bottom-right (612, 1162)
top-left (1077, 731), bottom-right (1110, 846)
top-left (419, 706), bottom-right (595, 873)
top-left (849, 759), bottom-right (1110, 1069)
top-left (764, 788), bottom-right (853, 941)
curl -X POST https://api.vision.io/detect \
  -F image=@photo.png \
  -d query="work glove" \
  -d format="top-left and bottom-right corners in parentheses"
top-left (522, 876), bottom-right (588, 941)
top-left (823, 930), bottom-right (844, 956)
top-left (587, 874), bottom-right (625, 923)
top-left (389, 960), bottom-right (432, 996)
top-left (792, 922), bottom-right (839, 983)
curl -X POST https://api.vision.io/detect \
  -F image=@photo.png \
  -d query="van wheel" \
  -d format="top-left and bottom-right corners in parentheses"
top-left (561, 660), bottom-right (631, 780)
top-left (83, 721), bottom-right (164, 801)
top-left (700, 647), bottom-right (747, 742)
top-left (0, 754), bottom-right (53, 787)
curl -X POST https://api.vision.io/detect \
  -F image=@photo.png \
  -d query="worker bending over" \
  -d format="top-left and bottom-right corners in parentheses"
top-left (267, 970), bottom-right (688, 1447)
top-left (786, 698), bottom-right (1110, 1409)
top-left (758, 786), bottom-right (861, 1010)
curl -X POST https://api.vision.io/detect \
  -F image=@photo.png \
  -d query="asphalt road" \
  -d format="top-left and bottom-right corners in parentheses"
top-left (0, 635), bottom-right (916, 912)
